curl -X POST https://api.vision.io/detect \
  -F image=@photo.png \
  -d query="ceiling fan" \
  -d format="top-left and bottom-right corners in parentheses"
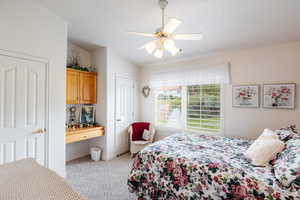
top-left (128, 0), bottom-right (203, 58)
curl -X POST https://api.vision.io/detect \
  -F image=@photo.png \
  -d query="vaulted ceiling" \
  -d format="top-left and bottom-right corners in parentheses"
top-left (35, 0), bottom-right (300, 65)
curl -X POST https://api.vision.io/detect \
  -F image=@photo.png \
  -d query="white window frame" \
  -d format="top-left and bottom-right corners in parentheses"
top-left (155, 84), bottom-right (225, 135)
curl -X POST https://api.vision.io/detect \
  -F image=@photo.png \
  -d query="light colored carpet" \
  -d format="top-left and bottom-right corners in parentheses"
top-left (66, 154), bottom-right (136, 200)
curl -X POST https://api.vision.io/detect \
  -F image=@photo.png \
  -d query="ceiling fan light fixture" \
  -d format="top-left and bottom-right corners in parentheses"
top-left (144, 41), bottom-right (157, 54)
top-left (129, 0), bottom-right (203, 59)
top-left (171, 47), bottom-right (180, 56)
top-left (154, 49), bottom-right (164, 58)
top-left (163, 39), bottom-right (175, 51)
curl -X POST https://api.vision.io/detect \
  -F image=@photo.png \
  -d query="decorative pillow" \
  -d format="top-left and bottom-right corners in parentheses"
top-left (259, 128), bottom-right (279, 139)
top-left (274, 138), bottom-right (300, 187)
top-left (275, 125), bottom-right (300, 141)
top-left (244, 129), bottom-right (285, 166)
top-left (142, 129), bottom-right (151, 141)
top-left (131, 122), bottom-right (150, 141)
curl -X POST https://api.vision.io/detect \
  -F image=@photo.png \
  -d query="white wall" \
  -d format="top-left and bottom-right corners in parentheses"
top-left (139, 41), bottom-right (300, 140)
top-left (105, 49), bottom-right (140, 160)
top-left (66, 140), bottom-right (91, 162)
top-left (90, 47), bottom-right (108, 160)
top-left (91, 47), bottom-right (140, 160)
top-left (0, 0), bottom-right (67, 176)
top-left (67, 43), bottom-right (92, 67)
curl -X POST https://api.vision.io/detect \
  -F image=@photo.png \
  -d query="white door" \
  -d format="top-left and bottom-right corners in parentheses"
top-left (0, 53), bottom-right (47, 166)
top-left (115, 76), bottom-right (134, 156)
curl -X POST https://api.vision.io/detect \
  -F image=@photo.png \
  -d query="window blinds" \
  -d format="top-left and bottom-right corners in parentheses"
top-left (186, 84), bottom-right (221, 133)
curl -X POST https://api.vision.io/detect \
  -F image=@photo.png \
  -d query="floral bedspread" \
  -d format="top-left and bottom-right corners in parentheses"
top-left (128, 133), bottom-right (299, 200)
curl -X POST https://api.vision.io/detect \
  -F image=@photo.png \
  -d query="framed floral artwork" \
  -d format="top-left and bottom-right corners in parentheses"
top-left (263, 83), bottom-right (296, 109)
top-left (232, 85), bottom-right (260, 108)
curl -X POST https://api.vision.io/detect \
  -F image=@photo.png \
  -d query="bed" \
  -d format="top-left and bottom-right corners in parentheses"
top-left (0, 158), bottom-right (85, 200)
top-left (128, 133), bottom-right (299, 200)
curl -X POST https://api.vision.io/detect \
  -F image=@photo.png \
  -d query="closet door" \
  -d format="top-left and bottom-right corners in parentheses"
top-left (115, 76), bottom-right (134, 156)
top-left (0, 53), bottom-right (47, 166)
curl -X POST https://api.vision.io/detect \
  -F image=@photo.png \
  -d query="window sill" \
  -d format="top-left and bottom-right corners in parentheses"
top-left (155, 124), bottom-right (224, 136)
top-left (155, 125), bottom-right (182, 132)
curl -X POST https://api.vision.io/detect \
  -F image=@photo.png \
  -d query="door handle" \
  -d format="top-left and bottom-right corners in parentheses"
top-left (116, 119), bottom-right (121, 122)
top-left (33, 128), bottom-right (45, 134)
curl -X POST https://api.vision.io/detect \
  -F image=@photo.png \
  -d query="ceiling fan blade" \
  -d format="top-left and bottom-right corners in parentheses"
top-left (173, 34), bottom-right (203, 40)
top-left (163, 18), bottom-right (182, 34)
top-left (127, 32), bottom-right (155, 37)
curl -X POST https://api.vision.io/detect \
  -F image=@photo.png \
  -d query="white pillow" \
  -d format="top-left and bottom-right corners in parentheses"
top-left (244, 129), bottom-right (285, 166)
top-left (259, 128), bottom-right (279, 139)
top-left (142, 129), bottom-right (151, 141)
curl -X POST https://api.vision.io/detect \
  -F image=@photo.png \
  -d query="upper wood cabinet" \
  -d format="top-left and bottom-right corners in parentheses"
top-left (67, 70), bottom-right (80, 104)
top-left (80, 72), bottom-right (97, 104)
top-left (66, 69), bottom-right (97, 104)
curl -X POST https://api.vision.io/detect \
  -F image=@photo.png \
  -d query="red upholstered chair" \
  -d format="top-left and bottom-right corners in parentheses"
top-left (128, 122), bottom-right (156, 157)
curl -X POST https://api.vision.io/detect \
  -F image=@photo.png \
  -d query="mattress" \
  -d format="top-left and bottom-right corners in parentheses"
top-left (128, 133), bottom-right (300, 200)
top-left (0, 159), bottom-right (85, 200)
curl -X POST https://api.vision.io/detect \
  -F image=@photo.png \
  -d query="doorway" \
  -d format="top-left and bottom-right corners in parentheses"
top-left (0, 51), bottom-right (49, 166)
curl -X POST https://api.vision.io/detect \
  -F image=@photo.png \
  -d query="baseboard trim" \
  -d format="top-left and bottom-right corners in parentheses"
top-left (116, 151), bottom-right (130, 157)
top-left (66, 154), bottom-right (91, 163)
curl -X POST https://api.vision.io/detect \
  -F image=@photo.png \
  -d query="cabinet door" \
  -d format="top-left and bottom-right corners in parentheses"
top-left (66, 70), bottom-right (79, 104)
top-left (80, 73), bottom-right (97, 104)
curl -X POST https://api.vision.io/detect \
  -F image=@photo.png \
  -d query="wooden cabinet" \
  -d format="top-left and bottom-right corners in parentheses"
top-left (66, 127), bottom-right (105, 144)
top-left (67, 70), bottom-right (80, 104)
top-left (80, 72), bottom-right (97, 104)
top-left (66, 69), bottom-right (97, 104)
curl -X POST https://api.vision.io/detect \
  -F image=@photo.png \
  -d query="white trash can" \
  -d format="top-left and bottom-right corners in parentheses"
top-left (90, 147), bottom-right (102, 161)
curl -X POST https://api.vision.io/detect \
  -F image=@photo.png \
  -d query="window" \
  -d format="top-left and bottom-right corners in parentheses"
top-left (155, 86), bottom-right (182, 127)
top-left (155, 84), bottom-right (222, 133)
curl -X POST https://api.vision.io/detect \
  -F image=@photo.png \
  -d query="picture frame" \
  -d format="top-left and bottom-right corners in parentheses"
top-left (80, 105), bottom-right (95, 124)
top-left (232, 85), bottom-right (260, 108)
top-left (263, 83), bottom-right (296, 109)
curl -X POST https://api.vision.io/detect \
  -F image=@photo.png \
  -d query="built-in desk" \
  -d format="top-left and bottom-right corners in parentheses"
top-left (66, 126), bottom-right (105, 144)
